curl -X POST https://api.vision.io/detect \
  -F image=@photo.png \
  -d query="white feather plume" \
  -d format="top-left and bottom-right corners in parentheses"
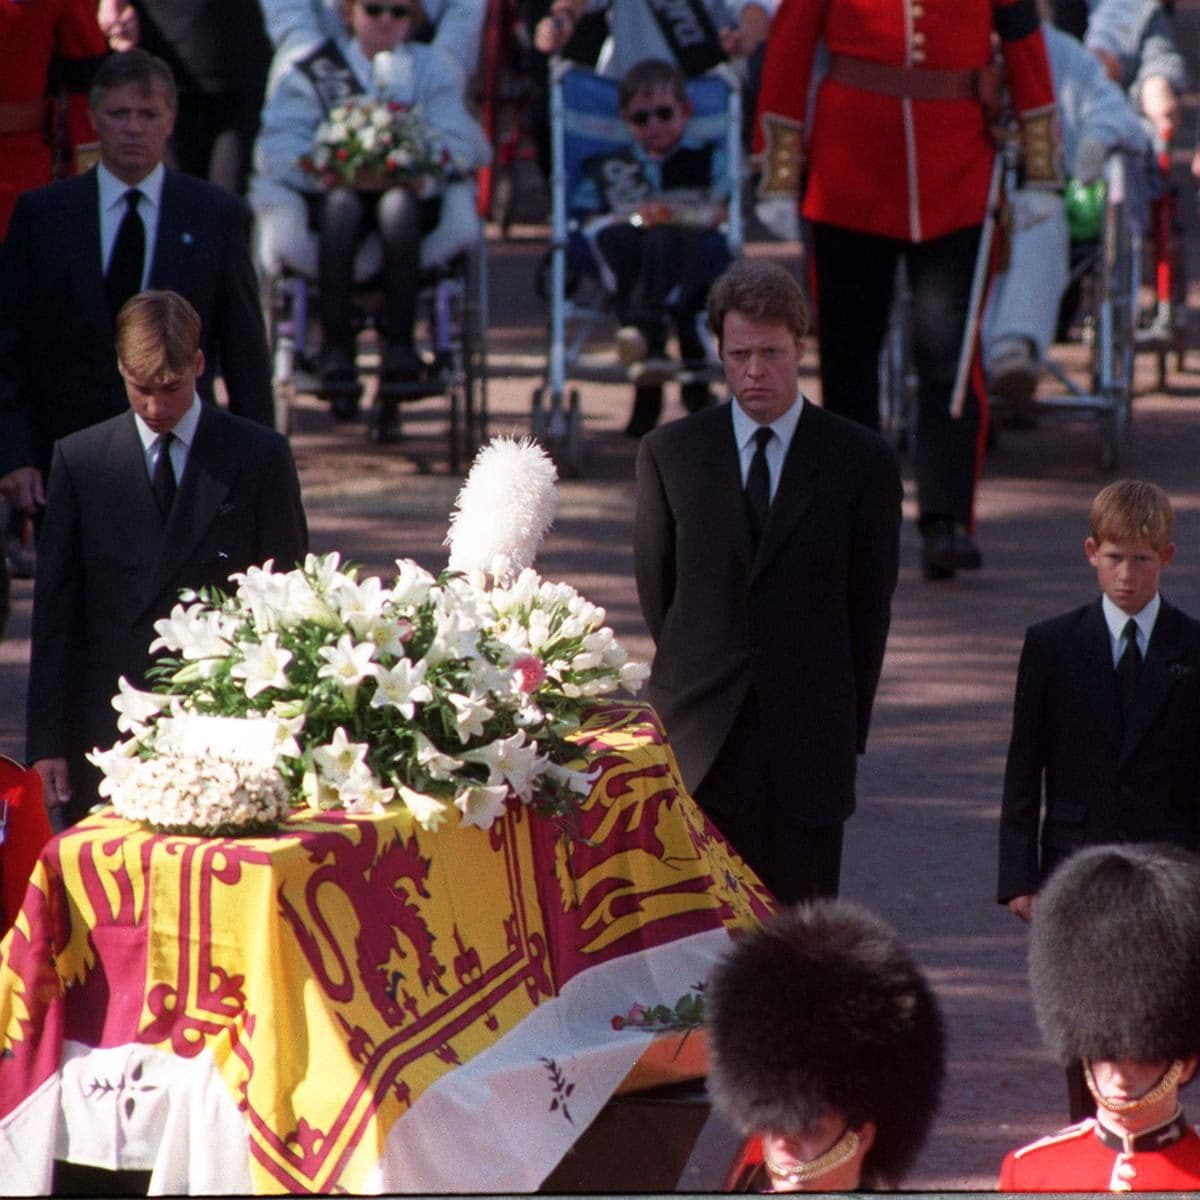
top-left (445, 436), bottom-right (559, 582)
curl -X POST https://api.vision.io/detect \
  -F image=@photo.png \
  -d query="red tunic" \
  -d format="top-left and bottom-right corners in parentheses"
top-left (754, 0), bottom-right (1059, 243)
top-left (0, 0), bottom-right (106, 237)
top-left (999, 1116), bottom-right (1200, 1192)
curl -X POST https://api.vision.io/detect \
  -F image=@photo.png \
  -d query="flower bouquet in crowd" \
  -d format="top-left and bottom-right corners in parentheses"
top-left (300, 97), bottom-right (458, 194)
top-left (89, 438), bottom-right (649, 837)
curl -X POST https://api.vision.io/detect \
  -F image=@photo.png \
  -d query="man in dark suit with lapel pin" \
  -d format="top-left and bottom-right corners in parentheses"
top-left (634, 258), bottom-right (903, 903)
top-left (998, 479), bottom-right (1200, 919)
top-left (27, 290), bottom-right (307, 827)
top-left (0, 47), bottom-right (274, 525)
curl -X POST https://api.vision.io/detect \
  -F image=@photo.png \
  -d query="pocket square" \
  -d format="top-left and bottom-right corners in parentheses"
top-left (1167, 662), bottom-right (1195, 679)
top-left (216, 503), bottom-right (237, 516)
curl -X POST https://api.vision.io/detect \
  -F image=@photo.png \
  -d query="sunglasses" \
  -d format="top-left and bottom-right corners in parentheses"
top-left (626, 105), bottom-right (680, 127)
top-left (360, 3), bottom-right (412, 16)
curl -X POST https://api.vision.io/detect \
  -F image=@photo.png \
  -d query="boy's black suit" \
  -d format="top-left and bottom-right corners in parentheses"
top-left (634, 399), bottom-right (901, 898)
top-left (26, 404), bottom-right (308, 823)
top-left (997, 598), bottom-right (1200, 903)
top-left (0, 167), bottom-right (274, 481)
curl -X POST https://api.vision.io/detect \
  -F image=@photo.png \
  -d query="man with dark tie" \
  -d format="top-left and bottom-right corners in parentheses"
top-left (26, 291), bottom-right (307, 827)
top-left (0, 48), bottom-right (273, 527)
top-left (633, 259), bottom-right (902, 903)
top-left (997, 479), bottom-right (1200, 1118)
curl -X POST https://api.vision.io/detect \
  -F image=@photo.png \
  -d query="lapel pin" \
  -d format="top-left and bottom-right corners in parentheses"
top-left (182, 232), bottom-right (193, 245)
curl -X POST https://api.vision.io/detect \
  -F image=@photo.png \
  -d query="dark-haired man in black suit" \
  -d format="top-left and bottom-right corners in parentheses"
top-left (634, 258), bottom-right (902, 903)
top-left (0, 48), bottom-right (273, 524)
top-left (27, 291), bottom-right (307, 827)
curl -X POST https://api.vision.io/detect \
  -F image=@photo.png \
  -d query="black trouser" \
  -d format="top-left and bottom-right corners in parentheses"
top-left (694, 690), bottom-right (843, 904)
top-left (811, 220), bottom-right (987, 530)
top-left (169, 89), bottom-right (265, 195)
top-left (594, 223), bottom-right (730, 357)
top-left (314, 188), bottom-right (439, 355)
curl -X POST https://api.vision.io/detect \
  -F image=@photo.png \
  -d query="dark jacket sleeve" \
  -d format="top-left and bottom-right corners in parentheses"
top-left (997, 625), bottom-right (1048, 903)
top-left (847, 434), bottom-right (902, 752)
top-left (25, 444), bottom-right (85, 761)
top-left (256, 432), bottom-right (308, 569)
top-left (213, 194), bottom-right (276, 429)
top-left (0, 198), bottom-right (38, 477)
top-left (633, 435), bottom-right (676, 644)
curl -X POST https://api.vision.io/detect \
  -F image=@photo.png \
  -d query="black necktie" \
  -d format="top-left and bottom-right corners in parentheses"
top-left (745, 426), bottom-right (773, 547)
top-left (106, 189), bottom-right (145, 319)
top-left (1115, 617), bottom-right (1143, 727)
top-left (152, 432), bottom-right (177, 519)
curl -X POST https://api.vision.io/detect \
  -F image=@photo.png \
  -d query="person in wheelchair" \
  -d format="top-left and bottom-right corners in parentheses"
top-left (250, 0), bottom-right (490, 409)
top-left (571, 58), bottom-right (733, 436)
top-left (982, 16), bottom-right (1149, 416)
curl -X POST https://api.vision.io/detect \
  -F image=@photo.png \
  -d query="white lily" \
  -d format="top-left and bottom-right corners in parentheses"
top-left (312, 726), bottom-right (369, 783)
top-left (231, 633), bottom-right (293, 698)
top-left (370, 659), bottom-right (434, 718)
top-left (317, 634), bottom-right (377, 699)
top-left (398, 783), bottom-right (451, 831)
top-left (448, 691), bottom-right (493, 743)
top-left (455, 783), bottom-right (509, 829)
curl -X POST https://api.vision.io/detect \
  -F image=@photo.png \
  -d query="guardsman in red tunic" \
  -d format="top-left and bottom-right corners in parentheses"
top-left (707, 902), bottom-right (946, 1192)
top-left (754, 0), bottom-right (1061, 580)
top-left (999, 843), bottom-right (1200, 1192)
top-left (0, 0), bottom-right (108, 239)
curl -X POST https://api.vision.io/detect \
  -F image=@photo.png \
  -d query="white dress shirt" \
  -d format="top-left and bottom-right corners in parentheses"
top-left (730, 392), bottom-right (804, 502)
top-left (1101, 591), bottom-right (1160, 667)
top-left (98, 161), bottom-right (165, 283)
top-left (134, 395), bottom-right (201, 487)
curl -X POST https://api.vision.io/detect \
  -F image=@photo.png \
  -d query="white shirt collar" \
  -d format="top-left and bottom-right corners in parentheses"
top-left (98, 160), bottom-right (165, 212)
top-left (1101, 592), bottom-right (1160, 652)
top-left (730, 392), bottom-right (804, 452)
top-left (133, 394), bottom-right (202, 453)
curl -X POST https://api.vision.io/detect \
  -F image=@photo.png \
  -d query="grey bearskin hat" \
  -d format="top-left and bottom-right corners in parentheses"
top-left (706, 901), bottom-right (945, 1189)
top-left (1030, 842), bottom-right (1200, 1065)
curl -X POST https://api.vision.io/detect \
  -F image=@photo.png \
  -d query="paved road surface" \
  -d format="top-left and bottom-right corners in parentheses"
top-left (7, 25), bottom-right (1200, 1185)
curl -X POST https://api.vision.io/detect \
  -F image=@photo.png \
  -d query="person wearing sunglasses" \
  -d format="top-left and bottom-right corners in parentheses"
top-left (251, 0), bottom-right (489, 414)
top-left (571, 57), bottom-right (733, 436)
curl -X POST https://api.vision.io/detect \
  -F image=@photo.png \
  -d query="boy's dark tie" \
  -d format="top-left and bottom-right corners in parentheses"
top-left (1115, 617), bottom-right (1143, 727)
top-left (106, 188), bottom-right (145, 319)
top-left (152, 432), bottom-right (177, 519)
top-left (745, 426), bottom-right (773, 548)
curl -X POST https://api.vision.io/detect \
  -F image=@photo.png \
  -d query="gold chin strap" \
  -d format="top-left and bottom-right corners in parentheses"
top-left (762, 1127), bottom-right (860, 1188)
top-left (1084, 1058), bottom-right (1186, 1116)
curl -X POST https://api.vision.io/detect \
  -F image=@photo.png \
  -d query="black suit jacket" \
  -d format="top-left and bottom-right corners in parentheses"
top-left (633, 399), bottom-right (902, 829)
top-left (26, 404), bottom-right (308, 817)
top-left (997, 598), bottom-right (1200, 902)
top-left (0, 167), bottom-right (274, 479)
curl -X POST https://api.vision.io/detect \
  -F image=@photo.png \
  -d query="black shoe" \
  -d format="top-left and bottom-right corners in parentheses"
top-left (381, 344), bottom-right (427, 385)
top-left (369, 398), bottom-right (401, 443)
top-left (921, 520), bottom-right (957, 581)
top-left (953, 526), bottom-right (982, 570)
top-left (317, 345), bottom-right (362, 417)
top-left (624, 385), bottom-right (663, 437)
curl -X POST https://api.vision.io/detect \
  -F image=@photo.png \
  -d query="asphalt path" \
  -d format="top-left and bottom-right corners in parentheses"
top-left (7, 39), bottom-right (1200, 1187)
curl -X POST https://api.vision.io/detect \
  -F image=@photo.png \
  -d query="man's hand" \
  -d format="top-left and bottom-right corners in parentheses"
top-left (533, 1), bottom-right (580, 54)
top-left (1139, 75), bottom-right (1178, 147)
top-left (1008, 893), bottom-right (1037, 923)
top-left (35, 758), bottom-right (72, 812)
top-left (755, 195), bottom-right (800, 242)
top-left (97, 0), bottom-right (139, 49)
top-left (719, 3), bottom-right (770, 59)
top-left (0, 467), bottom-right (44, 514)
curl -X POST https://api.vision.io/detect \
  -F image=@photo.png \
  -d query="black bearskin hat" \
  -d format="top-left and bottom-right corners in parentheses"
top-left (706, 901), bottom-right (945, 1188)
top-left (1030, 842), bottom-right (1200, 1065)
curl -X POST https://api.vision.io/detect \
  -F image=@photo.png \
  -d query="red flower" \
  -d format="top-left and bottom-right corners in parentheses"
top-left (513, 656), bottom-right (546, 693)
